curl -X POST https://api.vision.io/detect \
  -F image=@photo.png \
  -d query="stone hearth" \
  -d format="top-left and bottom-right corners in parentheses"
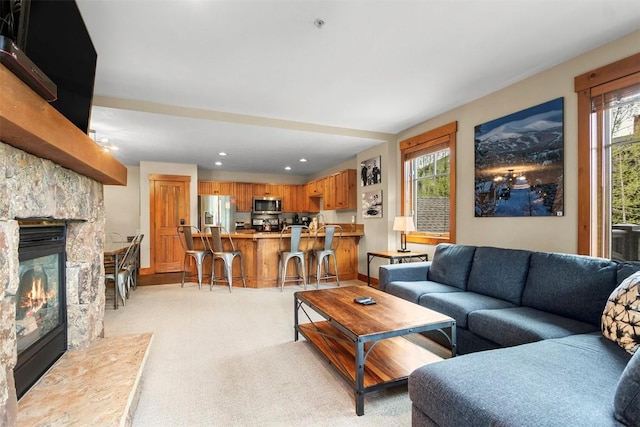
top-left (0, 141), bottom-right (106, 425)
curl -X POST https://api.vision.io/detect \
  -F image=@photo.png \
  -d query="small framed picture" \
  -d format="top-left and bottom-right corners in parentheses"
top-left (362, 190), bottom-right (382, 218)
top-left (360, 156), bottom-right (381, 187)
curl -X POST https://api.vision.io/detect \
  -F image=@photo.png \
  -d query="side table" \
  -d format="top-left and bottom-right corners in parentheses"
top-left (367, 250), bottom-right (429, 286)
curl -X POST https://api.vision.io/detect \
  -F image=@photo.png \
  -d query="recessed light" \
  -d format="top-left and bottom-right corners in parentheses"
top-left (214, 161), bottom-right (222, 166)
top-left (218, 152), bottom-right (227, 156)
top-left (285, 166), bottom-right (292, 171)
top-left (299, 158), bottom-right (307, 162)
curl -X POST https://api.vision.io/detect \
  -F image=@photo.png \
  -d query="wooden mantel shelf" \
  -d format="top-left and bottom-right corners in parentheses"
top-left (0, 64), bottom-right (127, 185)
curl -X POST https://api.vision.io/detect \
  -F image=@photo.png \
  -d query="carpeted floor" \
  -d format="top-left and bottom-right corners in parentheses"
top-left (104, 281), bottom-right (446, 426)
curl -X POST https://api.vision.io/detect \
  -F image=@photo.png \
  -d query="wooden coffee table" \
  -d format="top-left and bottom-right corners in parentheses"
top-left (294, 285), bottom-right (456, 416)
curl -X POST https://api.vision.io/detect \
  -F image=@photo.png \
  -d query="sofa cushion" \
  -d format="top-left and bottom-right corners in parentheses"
top-left (614, 349), bottom-right (640, 426)
top-left (378, 261), bottom-right (430, 292)
top-left (419, 291), bottom-right (515, 328)
top-left (617, 262), bottom-right (640, 285)
top-left (466, 246), bottom-right (531, 305)
top-left (469, 307), bottom-right (598, 348)
top-left (602, 270), bottom-right (640, 355)
top-left (522, 252), bottom-right (619, 326)
top-left (427, 243), bottom-right (476, 290)
top-left (385, 280), bottom-right (461, 304)
top-left (409, 332), bottom-right (631, 427)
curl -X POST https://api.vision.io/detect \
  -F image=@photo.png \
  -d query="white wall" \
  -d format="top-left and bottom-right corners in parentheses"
top-left (102, 30), bottom-right (640, 278)
top-left (394, 29), bottom-right (640, 263)
top-left (354, 144), bottom-right (397, 276)
top-left (104, 166), bottom-right (140, 240)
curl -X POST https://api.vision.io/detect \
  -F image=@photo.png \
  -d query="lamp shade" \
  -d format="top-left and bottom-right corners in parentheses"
top-left (393, 216), bottom-right (415, 232)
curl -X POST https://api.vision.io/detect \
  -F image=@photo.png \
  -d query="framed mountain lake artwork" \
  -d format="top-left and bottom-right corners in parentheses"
top-left (474, 97), bottom-right (564, 217)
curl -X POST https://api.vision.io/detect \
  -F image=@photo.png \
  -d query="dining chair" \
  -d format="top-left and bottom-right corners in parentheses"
top-left (277, 225), bottom-right (310, 291)
top-left (124, 233), bottom-right (144, 291)
top-left (105, 237), bottom-right (137, 307)
top-left (206, 226), bottom-right (246, 292)
top-left (308, 225), bottom-right (342, 288)
top-left (177, 225), bottom-right (212, 289)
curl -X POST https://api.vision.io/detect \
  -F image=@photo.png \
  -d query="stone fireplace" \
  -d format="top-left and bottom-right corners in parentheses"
top-left (0, 141), bottom-right (106, 425)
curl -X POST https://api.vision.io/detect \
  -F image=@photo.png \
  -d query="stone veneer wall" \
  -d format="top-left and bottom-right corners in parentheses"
top-left (0, 141), bottom-right (106, 425)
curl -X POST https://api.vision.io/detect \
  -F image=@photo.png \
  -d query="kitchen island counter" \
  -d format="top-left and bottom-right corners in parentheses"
top-left (191, 226), bottom-right (364, 288)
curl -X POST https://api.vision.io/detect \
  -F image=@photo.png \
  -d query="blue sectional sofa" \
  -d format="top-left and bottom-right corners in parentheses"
top-left (378, 243), bottom-right (640, 426)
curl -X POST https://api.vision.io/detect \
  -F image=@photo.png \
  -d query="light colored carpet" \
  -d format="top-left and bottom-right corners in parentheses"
top-left (104, 281), bottom-right (446, 426)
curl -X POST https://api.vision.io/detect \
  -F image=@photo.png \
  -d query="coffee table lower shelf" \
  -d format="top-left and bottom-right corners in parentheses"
top-left (297, 320), bottom-right (442, 405)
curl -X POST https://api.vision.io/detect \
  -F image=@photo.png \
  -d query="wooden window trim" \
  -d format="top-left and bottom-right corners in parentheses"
top-left (400, 121), bottom-right (457, 245)
top-left (574, 52), bottom-right (640, 255)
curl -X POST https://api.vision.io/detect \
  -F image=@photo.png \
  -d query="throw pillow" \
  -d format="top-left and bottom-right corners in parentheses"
top-left (602, 270), bottom-right (640, 355)
top-left (614, 350), bottom-right (640, 426)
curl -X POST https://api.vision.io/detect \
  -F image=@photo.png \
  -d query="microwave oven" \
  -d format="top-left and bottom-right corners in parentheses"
top-left (253, 197), bottom-right (282, 214)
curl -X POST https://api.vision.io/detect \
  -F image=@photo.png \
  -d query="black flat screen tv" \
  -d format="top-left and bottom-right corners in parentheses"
top-left (0, 0), bottom-right (97, 134)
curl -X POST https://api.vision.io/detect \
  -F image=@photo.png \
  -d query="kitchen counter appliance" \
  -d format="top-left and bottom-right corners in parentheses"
top-left (199, 195), bottom-right (236, 232)
top-left (251, 213), bottom-right (280, 232)
top-left (252, 197), bottom-right (282, 214)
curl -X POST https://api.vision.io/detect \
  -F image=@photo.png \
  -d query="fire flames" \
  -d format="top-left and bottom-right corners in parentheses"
top-left (21, 277), bottom-right (54, 315)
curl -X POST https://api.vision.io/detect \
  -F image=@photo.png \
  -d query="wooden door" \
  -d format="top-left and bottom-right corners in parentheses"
top-left (150, 174), bottom-right (191, 273)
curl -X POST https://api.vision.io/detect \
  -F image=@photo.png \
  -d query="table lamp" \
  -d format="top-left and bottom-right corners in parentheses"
top-left (393, 216), bottom-right (415, 252)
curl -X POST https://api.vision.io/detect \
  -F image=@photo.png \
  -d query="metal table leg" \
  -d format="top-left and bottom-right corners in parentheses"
top-left (355, 338), bottom-right (365, 416)
top-left (294, 294), bottom-right (299, 341)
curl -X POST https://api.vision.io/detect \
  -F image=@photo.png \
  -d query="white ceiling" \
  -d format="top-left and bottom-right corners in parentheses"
top-left (77, 0), bottom-right (640, 176)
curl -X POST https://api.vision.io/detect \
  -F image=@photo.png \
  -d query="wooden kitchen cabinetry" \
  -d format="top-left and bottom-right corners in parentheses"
top-left (198, 169), bottom-right (356, 214)
top-left (307, 169), bottom-right (356, 211)
top-left (252, 183), bottom-right (283, 198)
top-left (335, 169), bottom-right (357, 210)
top-left (234, 182), bottom-right (254, 212)
top-left (306, 178), bottom-right (324, 197)
top-left (198, 180), bottom-right (234, 195)
top-left (282, 184), bottom-right (306, 212)
top-left (323, 174), bottom-right (336, 210)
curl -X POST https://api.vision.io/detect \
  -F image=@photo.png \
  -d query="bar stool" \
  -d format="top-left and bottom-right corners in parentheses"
top-left (309, 225), bottom-right (342, 288)
top-left (206, 225), bottom-right (246, 292)
top-left (177, 225), bottom-right (212, 289)
top-left (277, 225), bottom-right (310, 291)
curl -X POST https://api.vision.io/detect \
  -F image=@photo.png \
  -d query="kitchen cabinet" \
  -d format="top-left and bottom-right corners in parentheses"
top-left (198, 181), bottom-right (253, 211)
top-left (252, 183), bottom-right (283, 198)
top-left (198, 180), bottom-right (234, 195)
top-left (323, 174), bottom-right (336, 210)
top-left (335, 169), bottom-right (357, 210)
top-left (198, 169), bottom-right (355, 215)
top-left (282, 184), bottom-right (306, 212)
top-left (307, 179), bottom-right (324, 197)
top-left (234, 182), bottom-right (254, 212)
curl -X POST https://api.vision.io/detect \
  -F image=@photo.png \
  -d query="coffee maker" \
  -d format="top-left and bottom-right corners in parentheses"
top-left (300, 216), bottom-right (311, 226)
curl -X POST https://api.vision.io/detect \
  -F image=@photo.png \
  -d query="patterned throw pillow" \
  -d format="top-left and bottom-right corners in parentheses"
top-left (602, 271), bottom-right (640, 355)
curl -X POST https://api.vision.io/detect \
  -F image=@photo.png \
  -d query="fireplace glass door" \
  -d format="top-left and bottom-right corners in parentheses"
top-left (16, 253), bottom-right (62, 352)
top-left (14, 224), bottom-right (67, 398)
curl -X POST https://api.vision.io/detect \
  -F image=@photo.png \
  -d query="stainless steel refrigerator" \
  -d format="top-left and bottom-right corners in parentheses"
top-left (198, 195), bottom-right (236, 232)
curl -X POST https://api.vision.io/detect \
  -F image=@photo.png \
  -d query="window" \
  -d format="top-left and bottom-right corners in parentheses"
top-left (400, 121), bottom-right (457, 245)
top-left (575, 53), bottom-right (640, 261)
